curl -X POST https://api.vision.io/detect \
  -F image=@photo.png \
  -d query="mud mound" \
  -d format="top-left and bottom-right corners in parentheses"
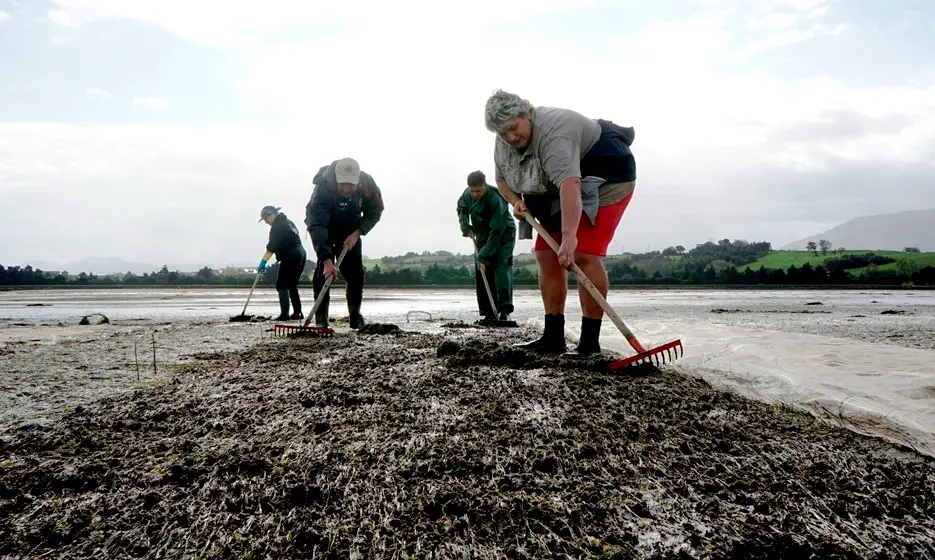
top-left (439, 338), bottom-right (643, 373)
top-left (1, 330), bottom-right (934, 559)
top-left (442, 320), bottom-right (484, 329)
top-left (78, 313), bottom-right (109, 325)
top-left (475, 317), bottom-right (519, 328)
top-left (358, 322), bottom-right (402, 335)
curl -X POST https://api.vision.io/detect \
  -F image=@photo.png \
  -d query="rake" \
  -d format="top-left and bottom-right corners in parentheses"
top-left (521, 211), bottom-right (684, 370)
top-left (472, 238), bottom-right (518, 328)
top-left (229, 271), bottom-right (261, 322)
top-left (272, 245), bottom-right (349, 338)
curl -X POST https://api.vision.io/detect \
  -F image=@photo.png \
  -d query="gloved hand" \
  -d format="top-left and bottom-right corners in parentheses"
top-left (257, 259), bottom-right (268, 273)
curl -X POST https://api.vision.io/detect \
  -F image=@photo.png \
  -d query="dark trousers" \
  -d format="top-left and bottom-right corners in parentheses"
top-left (474, 255), bottom-right (514, 317)
top-left (276, 250), bottom-right (307, 314)
top-left (313, 238), bottom-right (364, 313)
top-left (474, 261), bottom-right (496, 317)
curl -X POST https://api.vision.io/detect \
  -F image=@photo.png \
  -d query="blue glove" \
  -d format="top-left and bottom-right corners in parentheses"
top-left (257, 259), bottom-right (268, 273)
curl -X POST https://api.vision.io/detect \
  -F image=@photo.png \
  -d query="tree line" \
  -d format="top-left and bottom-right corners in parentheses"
top-left (2, 239), bottom-right (932, 287)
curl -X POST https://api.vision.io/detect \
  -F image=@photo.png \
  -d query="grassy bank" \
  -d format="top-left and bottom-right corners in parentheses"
top-left (738, 250), bottom-right (935, 272)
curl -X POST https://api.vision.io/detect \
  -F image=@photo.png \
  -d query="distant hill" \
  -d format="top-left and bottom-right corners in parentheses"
top-left (781, 209), bottom-right (935, 251)
top-left (363, 252), bottom-right (539, 274)
top-left (363, 251), bottom-right (636, 276)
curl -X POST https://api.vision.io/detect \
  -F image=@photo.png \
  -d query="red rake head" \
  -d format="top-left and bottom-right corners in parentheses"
top-left (609, 339), bottom-right (683, 371)
top-left (272, 324), bottom-right (334, 338)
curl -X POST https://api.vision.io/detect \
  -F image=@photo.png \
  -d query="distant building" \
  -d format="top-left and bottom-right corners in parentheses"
top-left (216, 266), bottom-right (253, 277)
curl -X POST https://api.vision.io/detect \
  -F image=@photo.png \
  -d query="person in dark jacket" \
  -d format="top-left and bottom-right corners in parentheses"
top-left (457, 170), bottom-right (516, 321)
top-left (305, 157), bottom-right (384, 329)
top-left (258, 205), bottom-right (307, 321)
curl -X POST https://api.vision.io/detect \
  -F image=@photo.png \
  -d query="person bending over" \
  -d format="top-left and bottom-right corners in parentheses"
top-left (258, 205), bottom-right (307, 321)
top-left (305, 157), bottom-right (385, 329)
top-left (457, 170), bottom-right (516, 322)
top-left (484, 89), bottom-right (636, 358)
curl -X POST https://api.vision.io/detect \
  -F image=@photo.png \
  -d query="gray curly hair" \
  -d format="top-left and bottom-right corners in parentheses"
top-left (484, 89), bottom-right (534, 132)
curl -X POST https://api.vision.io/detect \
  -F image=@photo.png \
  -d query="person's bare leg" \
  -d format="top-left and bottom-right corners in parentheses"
top-left (536, 249), bottom-right (567, 314)
top-left (512, 247), bottom-right (568, 353)
top-left (566, 252), bottom-right (608, 357)
top-left (574, 253), bottom-right (608, 319)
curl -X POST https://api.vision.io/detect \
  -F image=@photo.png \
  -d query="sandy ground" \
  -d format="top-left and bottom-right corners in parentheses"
top-left (1, 322), bottom-right (934, 558)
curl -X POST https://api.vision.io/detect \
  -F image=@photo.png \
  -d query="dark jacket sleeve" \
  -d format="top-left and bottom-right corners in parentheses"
top-left (457, 190), bottom-right (472, 236)
top-left (305, 183), bottom-right (334, 262)
top-left (477, 193), bottom-right (510, 264)
top-left (357, 172), bottom-right (384, 236)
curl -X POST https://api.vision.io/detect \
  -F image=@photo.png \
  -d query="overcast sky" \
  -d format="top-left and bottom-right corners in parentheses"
top-left (1, 0), bottom-right (933, 268)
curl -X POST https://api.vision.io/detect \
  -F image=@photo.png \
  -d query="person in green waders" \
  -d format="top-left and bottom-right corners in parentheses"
top-left (456, 170), bottom-right (516, 322)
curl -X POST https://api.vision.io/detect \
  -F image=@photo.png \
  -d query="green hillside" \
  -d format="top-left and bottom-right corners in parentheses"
top-left (847, 252), bottom-right (935, 275)
top-left (737, 250), bottom-right (904, 270)
top-left (737, 250), bottom-right (935, 276)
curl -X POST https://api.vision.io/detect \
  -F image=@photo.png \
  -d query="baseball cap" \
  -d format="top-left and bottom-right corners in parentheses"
top-left (334, 157), bottom-right (361, 185)
top-left (258, 205), bottom-right (281, 222)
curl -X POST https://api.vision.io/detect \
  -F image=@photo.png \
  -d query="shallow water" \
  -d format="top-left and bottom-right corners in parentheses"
top-left (1, 286), bottom-right (930, 324)
top-left (2, 286), bottom-right (935, 456)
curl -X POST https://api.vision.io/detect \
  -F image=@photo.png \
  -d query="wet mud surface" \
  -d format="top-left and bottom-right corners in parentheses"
top-left (0, 322), bottom-right (269, 431)
top-left (705, 302), bottom-right (935, 351)
top-left (358, 322), bottom-right (403, 335)
top-left (2, 325), bottom-right (934, 559)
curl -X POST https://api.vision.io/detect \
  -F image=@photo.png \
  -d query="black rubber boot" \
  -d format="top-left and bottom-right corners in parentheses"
top-left (349, 305), bottom-right (366, 329)
top-left (314, 296), bottom-right (329, 328)
top-left (275, 290), bottom-right (290, 321)
top-left (565, 317), bottom-right (603, 359)
top-left (513, 313), bottom-right (566, 354)
top-left (289, 288), bottom-right (303, 320)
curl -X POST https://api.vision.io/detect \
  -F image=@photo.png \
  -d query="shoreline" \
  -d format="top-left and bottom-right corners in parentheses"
top-left (1, 323), bottom-right (933, 558)
top-left (3, 283), bottom-right (933, 291)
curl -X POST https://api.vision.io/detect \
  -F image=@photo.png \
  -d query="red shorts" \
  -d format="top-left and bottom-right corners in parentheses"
top-left (533, 192), bottom-right (633, 256)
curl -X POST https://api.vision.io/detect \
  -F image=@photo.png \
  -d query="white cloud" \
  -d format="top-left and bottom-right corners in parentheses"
top-left (2, 0), bottom-right (934, 266)
top-left (84, 87), bottom-right (113, 100)
top-left (45, 0), bottom-right (593, 49)
top-left (133, 96), bottom-right (170, 110)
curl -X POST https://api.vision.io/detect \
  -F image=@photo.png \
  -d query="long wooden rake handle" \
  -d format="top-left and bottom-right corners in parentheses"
top-left (522, 211), bottom-right (647, 354)
top-left (472, 239), bottom-right (499, 316)
top-left (241, 271), bottom-right (261, 316)
top-left (301, 244), bottom-right (350, 329)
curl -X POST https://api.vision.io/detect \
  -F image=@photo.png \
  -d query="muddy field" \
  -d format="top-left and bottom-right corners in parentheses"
top-left (1, 324), bottom-right (934, 559)
top-left (0, 321), bottom-right (271, 431)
